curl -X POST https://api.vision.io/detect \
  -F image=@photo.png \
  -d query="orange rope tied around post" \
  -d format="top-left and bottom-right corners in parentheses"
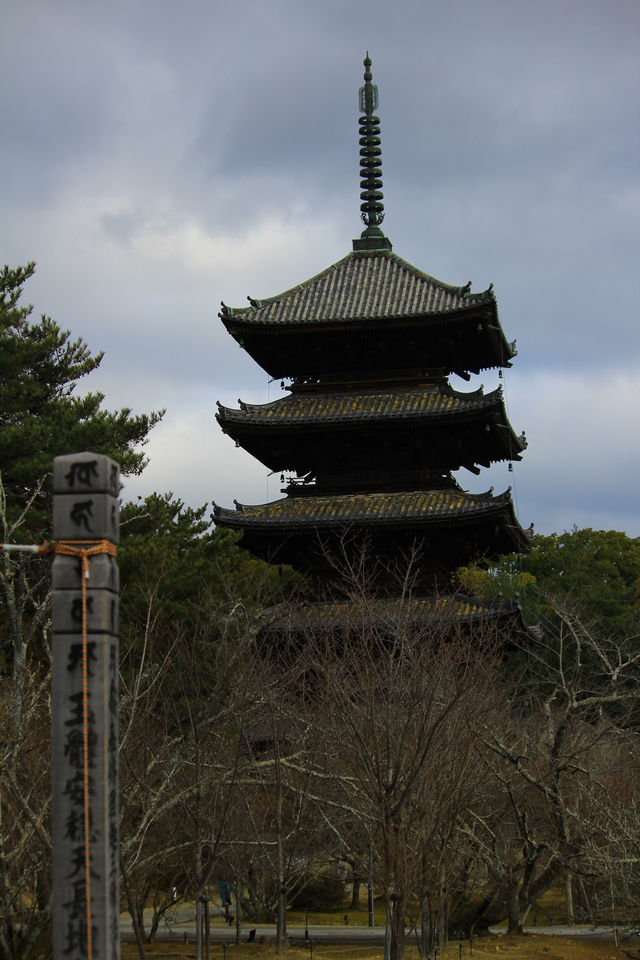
top-left (52, 539), bottom-right (118, 960)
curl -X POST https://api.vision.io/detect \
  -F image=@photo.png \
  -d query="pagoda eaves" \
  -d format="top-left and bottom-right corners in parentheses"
top-left (260, 596), bottom-right (541, 641)
top-left (220, 251), bottom-right (515, 381)
top-left (216, 384), bottom-right (526, 478)
top-left (212, 487), bottom-right (532, 577)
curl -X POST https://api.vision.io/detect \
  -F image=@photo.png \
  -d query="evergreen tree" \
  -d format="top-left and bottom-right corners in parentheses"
top-left (0, 261), bottom-right (163, 672)
top-left (0, 262), bottom-right (163, 532)
top-left (457, 527), bottom-right (640, 639)
top-left (118, 492), bottom-right (301, 665)
top-left (0, 263), bottom-right (165, 958)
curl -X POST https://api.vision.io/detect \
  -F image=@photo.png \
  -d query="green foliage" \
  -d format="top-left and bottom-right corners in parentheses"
top-left (456, 527), bottom-right (640, 639)
top-left (289, 874), bottom-right (346, 911)
top-left (524, 528), bottom-right (640, 636)
top-left (119, 492), bottom-right (213, 626)
top-left (208, 526), bottom-right (303, 602)
top-left (456, 561), bottom-right (535, 603)
top-left (119, 493), bottom-right (301, 603)
top-left (0, 262), bottom-right (163, 532)
top-left (118, 493), bottom-right (302, 665)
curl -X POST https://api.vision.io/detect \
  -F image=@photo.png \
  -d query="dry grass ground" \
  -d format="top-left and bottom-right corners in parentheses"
top-left (120, 884), bottom-right (640, 960)
top-left (120, 937), bottom-right (639, 960)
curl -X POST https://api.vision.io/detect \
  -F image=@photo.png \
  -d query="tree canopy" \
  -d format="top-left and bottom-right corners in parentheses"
top-left (524, 527), bottom-right (640, 636)
top-left (118, 492), bottom-right (302, 661)
top-left (0, 262), bottom-right (164, 675)
top-left (0, 262), bottom-right (163, 531)
top-left (457, 527), bottom-right (640, 639)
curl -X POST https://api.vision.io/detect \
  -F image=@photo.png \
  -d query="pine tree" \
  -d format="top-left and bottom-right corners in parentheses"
top-left (0, 262), bottom-right (163, 532)
top-left (0, 261), bottom-right (163, 674)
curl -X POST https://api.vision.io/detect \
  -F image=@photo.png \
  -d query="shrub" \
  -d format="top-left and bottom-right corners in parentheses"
top-left (290, 875), bottom-right (346, 911)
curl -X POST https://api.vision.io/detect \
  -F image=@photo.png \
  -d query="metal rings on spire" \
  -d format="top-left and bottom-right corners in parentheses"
top-left (353, 53), bottom-right (391, 250)
top-left (358, 53), bottom-right (385, 229)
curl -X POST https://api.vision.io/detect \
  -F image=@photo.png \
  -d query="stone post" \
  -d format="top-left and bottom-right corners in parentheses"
top-left (51, 452), bottom-right (120, 960)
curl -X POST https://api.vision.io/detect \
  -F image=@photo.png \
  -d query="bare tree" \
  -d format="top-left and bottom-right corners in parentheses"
top-left (568, 730), bottom-right (640, 917)
top-left (118, 580), bottom-right (269, 960)
top-left (0, 474), bottom-right (51, 717)
top-left (301, 565), bottom-right (500, 960)
top-left (229, 642), bottom-right (335, 953)
top-left (119, 644), bottom-right (191, 954)
top-left (0, 475), bottom-right (53, 960)
top-left (469, 599), bottom-right (640, 930)
top-left (0, 665), bottom-right (52, 960)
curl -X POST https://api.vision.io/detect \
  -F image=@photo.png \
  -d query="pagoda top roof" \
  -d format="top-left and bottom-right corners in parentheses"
top-left (214, 486), bottom-right (531, 540)
top-left (219, 249), bottom-right (496, 329)
top-left (217, 384), bottom-right (506, 427)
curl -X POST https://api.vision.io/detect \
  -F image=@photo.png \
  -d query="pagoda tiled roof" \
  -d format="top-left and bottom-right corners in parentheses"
top-left (214, 487), bottom-right (530, 537)
top-left (217, 384), bottom-right (507, 427)
top-left (220, 250), bottom-right (496, 327)
top-left (259, 595), bottom-right (538, 635)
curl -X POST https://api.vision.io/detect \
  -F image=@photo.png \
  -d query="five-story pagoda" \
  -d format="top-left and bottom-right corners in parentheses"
top-left (214, 55), bottom-right (531, 624)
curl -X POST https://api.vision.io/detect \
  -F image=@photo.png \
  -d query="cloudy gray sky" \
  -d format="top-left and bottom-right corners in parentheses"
top-left (2, 0), bottom-right (639, 536)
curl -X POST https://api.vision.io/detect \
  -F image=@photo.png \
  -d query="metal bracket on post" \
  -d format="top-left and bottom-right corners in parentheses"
top-left (51, 452), bottom-right (120, 960)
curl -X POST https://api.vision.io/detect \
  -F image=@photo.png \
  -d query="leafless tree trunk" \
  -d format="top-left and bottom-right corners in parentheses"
top-left (120, 854), bottom-right (147, 960)
top-left (0, 665), bottom-right (52, 960)
top-left (437, 874), bottom-right (448, 951)
top-left (275, 757), bottom-right (286, 953)
top-left (0, 475), bottom-right (50, 725)
top-left (299, 551), bottom-right (501, 960)
top-left (234, 651), bottom-right (332, 932)
top-left (468, 598), bottom-right (640, 932)
top-left (0, 477), bottom-right (51, 959)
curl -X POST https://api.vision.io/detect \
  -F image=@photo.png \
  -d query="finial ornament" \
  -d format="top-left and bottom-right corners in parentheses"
top-left (353, 53), bottom-right (392, 251)
top-left (359, 51), bottom-right (378, 114)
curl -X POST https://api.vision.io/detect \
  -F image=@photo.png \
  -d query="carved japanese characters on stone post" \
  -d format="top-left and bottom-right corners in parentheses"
top-left (51, 452), bottom-right (120, 960)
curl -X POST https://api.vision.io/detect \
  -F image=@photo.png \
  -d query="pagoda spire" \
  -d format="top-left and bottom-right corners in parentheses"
top-left (353, 52), bottom-right (392, 252)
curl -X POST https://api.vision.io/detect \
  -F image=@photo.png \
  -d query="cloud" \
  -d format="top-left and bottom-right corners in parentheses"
top-left (496, 365), bottom-right (640, 535)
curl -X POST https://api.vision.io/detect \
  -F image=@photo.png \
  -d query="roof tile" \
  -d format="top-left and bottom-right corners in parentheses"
top-left (218, 385), bottom-right (501, 426)
top-left (225, 251), bottom-right (494, 326)
top-left (216, 488), bottom-right (517, 526)
top-left (259, 596), bottom-right (527, 632)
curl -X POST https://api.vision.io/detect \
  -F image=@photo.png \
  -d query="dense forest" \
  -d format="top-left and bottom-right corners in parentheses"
top-left (1, 265), bottom-right (639, 960)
